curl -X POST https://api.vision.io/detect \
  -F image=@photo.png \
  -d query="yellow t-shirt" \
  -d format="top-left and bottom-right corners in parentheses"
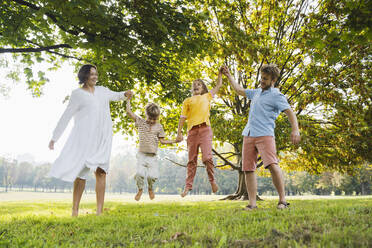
top-left (181, 92), bottom-right (213, 131)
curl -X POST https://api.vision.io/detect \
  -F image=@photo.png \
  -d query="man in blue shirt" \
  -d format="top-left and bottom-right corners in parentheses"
top-left (222, 64), bottom-right (300, 210)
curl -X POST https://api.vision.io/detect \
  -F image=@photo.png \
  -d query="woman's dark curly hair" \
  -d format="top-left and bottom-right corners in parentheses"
top-left (78, 64), bottom-right (97, 84)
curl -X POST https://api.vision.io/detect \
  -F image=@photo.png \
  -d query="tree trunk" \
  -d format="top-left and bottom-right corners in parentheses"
top-left (220, 170), bottom-right (263, 201)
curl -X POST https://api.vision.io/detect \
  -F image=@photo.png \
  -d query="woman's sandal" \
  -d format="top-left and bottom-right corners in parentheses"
top-left (277, 201), bottom-right (290, 209)
top-left (243, 205), bottom-right (258, 211)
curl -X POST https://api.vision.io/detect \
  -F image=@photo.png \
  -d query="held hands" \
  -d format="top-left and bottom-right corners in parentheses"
top-left (124, 90), bottom-right (133, 99)
top-left (160, 137), bottom-right (183, 144)
top-left (175, 134), bottom-right (183, 143)
top-left (220, 65), bottom-right (230, 76)
top-left (290, 130), bottom-right (301, 145)
top-left (173, 138), bottom-right (182, 144)
top-left (48, 140), bottom-right (55, 150)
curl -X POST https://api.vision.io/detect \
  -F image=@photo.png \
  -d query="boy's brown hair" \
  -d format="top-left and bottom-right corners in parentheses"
top-left (260, 64), bottom-right (280, 81)
top-left (145, 103), bottom-right (160, 119)
top-left (192, 79), bottom-right (209, 95)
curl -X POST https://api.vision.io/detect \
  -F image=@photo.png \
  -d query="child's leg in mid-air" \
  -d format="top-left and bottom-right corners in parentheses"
top-left (134, 153), bottom-right (147, 201)
top-left (200, 126), bottom-right (218, 193)
top-left (147, 177), bottom-right (157, 200)
top-left (134, 174), bottom-right (144, 201)
top-left (147, 156), bottom-right (159, 200)
top-left (182, 128), bottom-right (199, 197)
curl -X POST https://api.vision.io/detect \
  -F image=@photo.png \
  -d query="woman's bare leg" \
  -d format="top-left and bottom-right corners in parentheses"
top-left (95, 167), bottom-right (106, 216)
top-left (72, 178), bottom-right (86, 217)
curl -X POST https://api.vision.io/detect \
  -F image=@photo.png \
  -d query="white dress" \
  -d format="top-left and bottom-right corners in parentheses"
top-left (48, 86), bottom-right (126, 182)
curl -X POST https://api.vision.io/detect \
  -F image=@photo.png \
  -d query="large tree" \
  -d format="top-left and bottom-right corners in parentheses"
top-left (1, 0), bottom-right (370, 199)
top-left (166, 0), bottom-right (371, 199)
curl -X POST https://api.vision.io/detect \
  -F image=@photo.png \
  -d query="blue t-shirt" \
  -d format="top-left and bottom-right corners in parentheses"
top-left (242, 87), bottom-right (290, 137)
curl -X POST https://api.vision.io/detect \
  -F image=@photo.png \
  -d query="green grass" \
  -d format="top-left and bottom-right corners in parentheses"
top-left (0, 198), bottom-right (371, 247)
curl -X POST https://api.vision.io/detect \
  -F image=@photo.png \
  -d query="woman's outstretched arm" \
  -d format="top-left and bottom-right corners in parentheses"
top-left (49, 90), bottom-right (80, 149)
top-left (126, 94), bottom-right (137, 121)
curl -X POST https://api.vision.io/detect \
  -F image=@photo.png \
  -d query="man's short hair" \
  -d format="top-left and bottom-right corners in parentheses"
top-left (260, 64), bottom-right (280, 81)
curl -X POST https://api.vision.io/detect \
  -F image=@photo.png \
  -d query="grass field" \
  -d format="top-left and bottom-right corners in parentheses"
top-left (0, 193), bottom-right (371, 247)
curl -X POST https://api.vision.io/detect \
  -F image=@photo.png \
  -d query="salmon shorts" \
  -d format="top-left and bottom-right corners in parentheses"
top-left (242, 136), bottom-right (279, 171)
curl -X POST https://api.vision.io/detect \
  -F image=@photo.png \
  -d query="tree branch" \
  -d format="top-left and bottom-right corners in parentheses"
top-left (164, 157), bottom-right (229, 169)
top-left (0, 44), bottom-right (72, 53)
top-left (212, 148), bottom-right (240, 170)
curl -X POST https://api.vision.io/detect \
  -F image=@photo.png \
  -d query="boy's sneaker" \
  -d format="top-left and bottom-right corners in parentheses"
top-left (277, 201), bottom-right (290, 209)
top-left (135, 189), bottom-right (143, 201)
top-left (148, 189), bottom-right (155, 200)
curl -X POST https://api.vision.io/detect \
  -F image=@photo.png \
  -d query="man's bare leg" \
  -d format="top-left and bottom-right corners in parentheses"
top-left (268, 164), bottom-right (286, 205)
top-left (244, 171), bottom-right (257, 209)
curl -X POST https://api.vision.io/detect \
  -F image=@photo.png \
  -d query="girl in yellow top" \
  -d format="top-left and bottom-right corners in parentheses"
top-left (176, 69), bottom-right (223, 197)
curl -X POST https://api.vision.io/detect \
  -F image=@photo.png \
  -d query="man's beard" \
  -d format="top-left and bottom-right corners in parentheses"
top-left (261, 84), bottom-right (271, 91)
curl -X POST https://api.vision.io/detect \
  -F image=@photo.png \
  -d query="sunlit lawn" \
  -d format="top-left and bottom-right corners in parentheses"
top-left (0, 193), bottom-right (371, 247)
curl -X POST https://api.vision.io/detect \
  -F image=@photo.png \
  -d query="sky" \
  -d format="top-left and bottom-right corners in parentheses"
top-left (0, 61), bottom-right (133, 163)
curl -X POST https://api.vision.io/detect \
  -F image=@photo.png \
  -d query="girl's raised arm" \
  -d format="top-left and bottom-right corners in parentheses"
top-left (210, 70), bottom-right (223, 96)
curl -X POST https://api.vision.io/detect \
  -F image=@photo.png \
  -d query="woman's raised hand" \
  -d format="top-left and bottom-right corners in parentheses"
top-left (48, 140), bottom-right (55, 150)
top-left (124, 90), bottom-right (133, 99)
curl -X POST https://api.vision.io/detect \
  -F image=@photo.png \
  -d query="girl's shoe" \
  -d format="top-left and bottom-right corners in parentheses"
top-left (211, 182), bottom-right (218, 193)
top-left (181, 188), bottom-right (191, 197)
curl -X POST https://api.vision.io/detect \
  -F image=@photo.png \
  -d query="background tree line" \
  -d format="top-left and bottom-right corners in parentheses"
top-left (1, 153), bottom-right (370, 196)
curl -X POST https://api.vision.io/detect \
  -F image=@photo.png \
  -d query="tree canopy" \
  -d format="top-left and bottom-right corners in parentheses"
top-left (1, 0), bottom-right (208, 97)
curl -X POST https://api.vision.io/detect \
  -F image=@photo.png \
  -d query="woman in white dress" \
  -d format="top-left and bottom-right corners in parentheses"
top-left (48, 64), bottom-right (132, 216)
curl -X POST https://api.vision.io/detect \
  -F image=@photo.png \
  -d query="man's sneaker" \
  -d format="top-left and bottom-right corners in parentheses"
top-left (277, 201), bottom-right (290, 209)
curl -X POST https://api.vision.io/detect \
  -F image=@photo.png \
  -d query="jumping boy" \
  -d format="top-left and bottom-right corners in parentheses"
top-left (126, 94), bottom-right (179, 201)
